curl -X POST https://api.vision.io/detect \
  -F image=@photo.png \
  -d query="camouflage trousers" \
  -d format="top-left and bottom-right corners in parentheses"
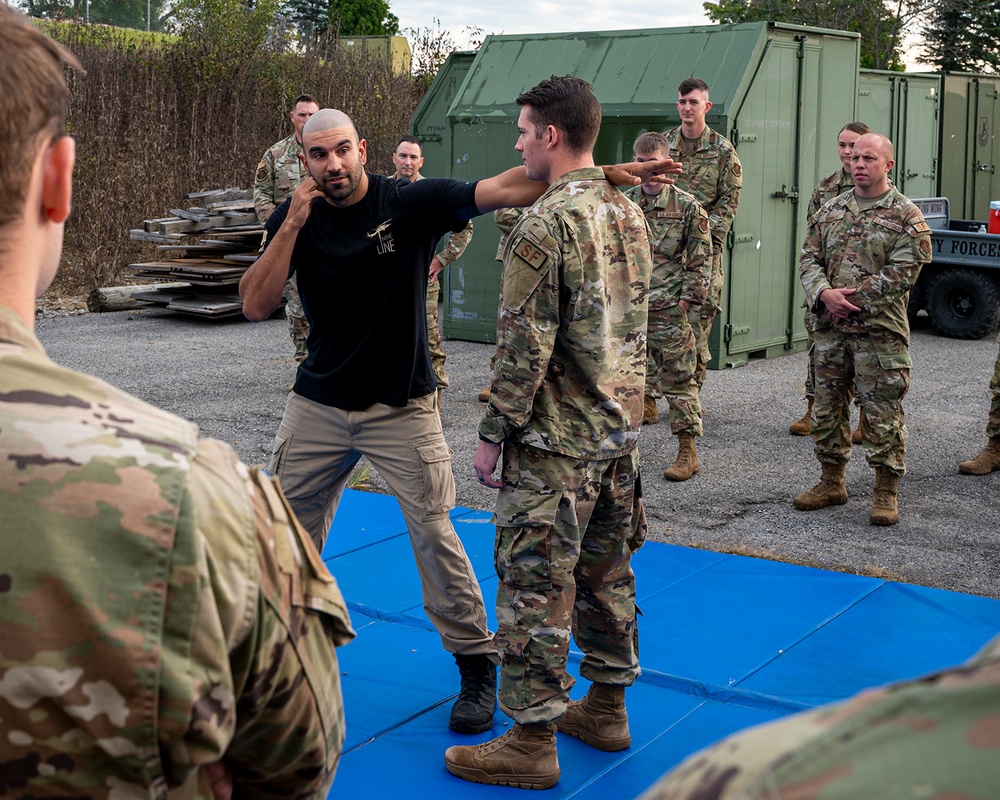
top-left (426, 276), bottom-right (449, 389)
top-left (640, 633), bottom-right (1000, 800)
top-left (801, 311), bottom-right (857, 408)
top-left (492, 444), bottom-right (644, 724)
top-left (811, 329), bottom-right (911, 475)
top-left (689, 258), bottom-right (724, 388)
top-left (646, 304), bottom-right (702, 435)
top-left (283, 273), bottom-right (309, 364)
top-left (986, 340), bottom-right (1000, 440)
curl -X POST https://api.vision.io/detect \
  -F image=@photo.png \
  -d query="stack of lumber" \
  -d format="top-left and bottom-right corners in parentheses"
top-left (125, 188), bottom-right (264, 319)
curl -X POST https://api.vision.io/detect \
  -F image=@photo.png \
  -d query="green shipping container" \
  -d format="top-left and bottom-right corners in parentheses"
top-left (857, 70), bottom-right (940, 200)
top-left (938, 73), bottom-right (1000, 222)
top-left (430, 22), bottom-right (860, 368)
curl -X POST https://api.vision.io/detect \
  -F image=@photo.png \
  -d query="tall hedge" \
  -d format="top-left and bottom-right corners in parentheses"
top-left (47, 21), bottom-right (422, 292)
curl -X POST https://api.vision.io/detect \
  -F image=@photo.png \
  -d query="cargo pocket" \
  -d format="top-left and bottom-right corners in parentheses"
top-left (413, 436), bottom-right (456, 519)
top-left (874, 351), bottom-right (912, 403)
top-left (493, 492), bottom-right (562, 592)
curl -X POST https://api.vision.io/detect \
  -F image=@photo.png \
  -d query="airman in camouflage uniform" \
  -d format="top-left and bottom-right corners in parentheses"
top-left (959, 338), bottom-right (1000, 474)
top-left (391, 136), bottom-right (474, 393)
top-left (254, 94), bottom-right (319, 363)
top-left (794, 134), bottom-right (931, 526)
top-left (626, 131), bottom-right (712, 482)
top-left (790, 122), bottom-right (871, 441)
top-left (638, 632), bottom-right (1000, 800)
top-left (447, 76), bottom-right (653, 790)
top-left (0, 10), bottom-right (354, 797)
top-left (665, 77), bottom-right (742, 390)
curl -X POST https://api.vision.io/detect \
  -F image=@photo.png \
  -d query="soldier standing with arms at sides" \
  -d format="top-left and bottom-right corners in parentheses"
top-left (958, 341), bottom-right (1000, 475)
top-left (0, 9), bottom-right (353, 797)
top-left (444, 75), bottom-right (654, 789)
top-left (790, 121), bottom-right (871, 442)
top-left (391, 134), bottom-right (474, 404)
top-left (254, 94), bottom-right (319, 363)
top-left (627, 131), bottom-right (713, 481)
top-left (664, 77), bottom-right (742, 395)
top-left (794, 133), bottom-right (931, 525)
top-left (239, 107), bottom-right (673, 738)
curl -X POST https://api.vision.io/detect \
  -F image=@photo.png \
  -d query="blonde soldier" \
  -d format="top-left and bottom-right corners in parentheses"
top-left (790, 121), bottom-right (871, 442)
top-left (254, 94), bottom-right (319, 363)
top-left (391, 135), bottom-right (474, 398)
top-left (447, 76), bottom-right (654, 790)
top-left (794, 134), bottom-right (931, 526)
top-left (664, 77), bottom-right (742, 392)
top-left (0, 10), bottom-right (353, 797)
top-left (626, 132), bottom-right (713, 481)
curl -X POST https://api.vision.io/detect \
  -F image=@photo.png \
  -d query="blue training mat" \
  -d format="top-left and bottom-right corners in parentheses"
top-left (324, 489), bottom-right (1000, 799)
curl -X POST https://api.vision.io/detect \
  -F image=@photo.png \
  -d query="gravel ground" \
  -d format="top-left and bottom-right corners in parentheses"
top-left (35, 306), bottom-right (1000, 599)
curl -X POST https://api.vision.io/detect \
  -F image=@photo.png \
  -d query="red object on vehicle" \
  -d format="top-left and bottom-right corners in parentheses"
top-left (989, 201), bottom-right (1000, 235)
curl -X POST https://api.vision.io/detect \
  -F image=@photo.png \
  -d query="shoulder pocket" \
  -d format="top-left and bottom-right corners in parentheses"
top-left (503, 221), bottom-right (558, 312)
top-left (877, 352), bottom-right (912, 370)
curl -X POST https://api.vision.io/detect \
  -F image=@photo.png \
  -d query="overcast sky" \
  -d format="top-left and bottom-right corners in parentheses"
top-left (389, 1), bottom-right (711, 48)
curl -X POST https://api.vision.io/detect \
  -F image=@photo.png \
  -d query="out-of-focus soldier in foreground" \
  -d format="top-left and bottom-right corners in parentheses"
top-left (0, 9), bottom-right (354, 797)
top-left (637, 632), bottom-right (1000, 800)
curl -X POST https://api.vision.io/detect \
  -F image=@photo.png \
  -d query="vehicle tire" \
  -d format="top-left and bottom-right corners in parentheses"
top-left (926, 269), bottom-right (1000, 339)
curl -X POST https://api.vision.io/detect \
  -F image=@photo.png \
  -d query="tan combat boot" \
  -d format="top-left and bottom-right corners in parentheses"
top-left (444, 722), bottom-right (559, 789)
top-left (478, 386), bottom-right (491, 403)
top-left (789, 398), bottom-right (813, 436)
top-left (664, 432), bottom-right (699, 481)
top-left (959, 437), bottom-right (1000, 475)
top-left (793, 463), bottom-right (848, 510)
top-left (870, 466), bottom-right (900, 525)
top-left (643, 394), bottom-right (659, 425)
top-left (556, 683), bottom-right (630, 752)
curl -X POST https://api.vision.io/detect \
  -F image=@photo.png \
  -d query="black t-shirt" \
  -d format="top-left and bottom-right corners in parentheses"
top-left (263, 173), bottom-right (479, 409)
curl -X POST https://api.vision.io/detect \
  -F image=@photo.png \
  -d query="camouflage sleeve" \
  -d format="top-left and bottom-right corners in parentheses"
top-left (478, 217), bottom-right (561, 444)
top-left (159, 437), bottom-right (354, 798)
top-left (638, 633), bottom-right (1000, 800)
top-left (253, 148), bottom-right (278, 224)
top-left (799, 218), bottom-right (834, 312)
top-left (680, 202), bottom-right (713, 307)
top-left (708, 146), bottom-right (741, 246)
top-left (807, 184), bottom-right (823, 220)
top-left (436, 220), bottom-right (474, 267)
top-left (494, 207), bottom-right (526, 261)
top-left (851, 216), bottom-right (931, 320)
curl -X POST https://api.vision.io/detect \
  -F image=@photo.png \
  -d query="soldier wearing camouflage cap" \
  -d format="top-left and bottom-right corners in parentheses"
top-left (626, 131), bottom-right (713, 482)
top-left (637, 632), bottom-right (1000, 799)
top-left (664, 78), bottom-right (742, 395)
top-left (0, 7), bottom-right (354, 797)
top-left (446, 75), bottom-right (657, 789)
top-left (794, 133), bottom-right (931, 525)
top-left (254, 94), bottom-right (319, 364)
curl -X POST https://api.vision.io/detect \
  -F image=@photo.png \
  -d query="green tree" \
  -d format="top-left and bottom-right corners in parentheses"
top-left (921, 0), bottom-right (1000, 73)
top-left (19, 0), bottom-right (169, 29)
top-left (289, 0), bottom-right (399, 40)
top-left (702, 0), bottom-right (923, 70)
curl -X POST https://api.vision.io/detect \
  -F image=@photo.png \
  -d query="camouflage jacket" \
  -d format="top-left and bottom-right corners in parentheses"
top-left (399, 171), bottom-right (474, 266)
top-left (640, 633), bottom-right (1000, 800)
top-left (624, 184), bottom-right (712, 311)
top-left (478, 167), bottom-right (653, 459)
top-left (800, 186), bottom-right (931, 341)
top-left (254, 134), bottom-right (306, 224)
top-left (0, 306), bottom-right (355, 799)
top-left (807, 168), bottom-right (854, 219)
top-left (494, 207), bottom-right (526, 260)
top-left (664, 125), bottom-right (742, 251)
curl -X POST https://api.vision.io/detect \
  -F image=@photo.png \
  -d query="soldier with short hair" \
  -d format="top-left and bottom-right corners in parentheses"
top-left (391, 134), bottom-right (474, 399)
top-left (446, 75), bottom-right (654, 789)
top-left (0, 9), bottom-right (354, 797)
top-left (627, 131), bottom-right (713, 481)
top-left (794, 133), bottom-right (931, 526)
top-left (664, 77), bottom-right (742, 392)
top-left (254, 93), bottom-right (319, 363)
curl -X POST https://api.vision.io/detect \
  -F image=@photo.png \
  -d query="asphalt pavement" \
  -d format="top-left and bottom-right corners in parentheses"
top-left (35, 306), bottom-right (1000, 599)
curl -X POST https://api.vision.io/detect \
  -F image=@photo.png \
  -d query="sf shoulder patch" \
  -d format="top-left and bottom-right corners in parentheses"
top-left (503, 220), bottom-right (558, 312)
